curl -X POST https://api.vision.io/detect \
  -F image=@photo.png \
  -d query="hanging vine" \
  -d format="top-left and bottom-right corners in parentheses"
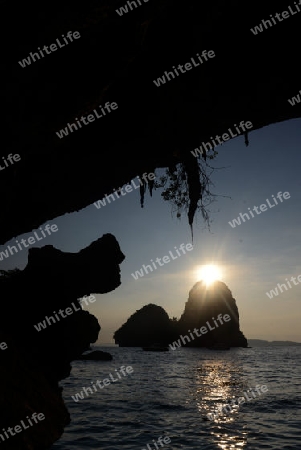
top-left (137, 135), bottom-right (240, 237)
top-left (152, 153), bottom-right (220, 240)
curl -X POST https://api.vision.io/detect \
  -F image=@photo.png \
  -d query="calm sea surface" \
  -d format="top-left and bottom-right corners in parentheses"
top-left (51, 346), bottom-right (301, 449)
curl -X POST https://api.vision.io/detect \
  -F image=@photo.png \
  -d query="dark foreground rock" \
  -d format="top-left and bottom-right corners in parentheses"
top-left (0, 233), bottom-right (124, 449)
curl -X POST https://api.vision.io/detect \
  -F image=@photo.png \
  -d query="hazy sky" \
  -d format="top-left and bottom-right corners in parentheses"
top-left (1, 118), bottom-right (301, 343)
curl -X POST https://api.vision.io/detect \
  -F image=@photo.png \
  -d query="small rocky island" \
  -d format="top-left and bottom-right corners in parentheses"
top-left (113, 304), bottom-right (177, 347)
top-left (114, 281), bottom-right (248, 348)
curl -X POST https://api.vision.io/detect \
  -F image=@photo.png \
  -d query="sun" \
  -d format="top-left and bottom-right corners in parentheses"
top-left (196, 264), bottom-right (221, 286)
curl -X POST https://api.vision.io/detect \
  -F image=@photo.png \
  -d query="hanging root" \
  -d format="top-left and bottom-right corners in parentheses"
top-left (139, 178), bottom-right (147, 208)
top-left (183, 155), bottom-right (203, 243)
top-left (148, 178), bottom-right (154, 197)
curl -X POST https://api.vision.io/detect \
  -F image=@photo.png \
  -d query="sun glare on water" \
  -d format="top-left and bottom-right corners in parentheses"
top-left (196, 264), bottom-right (221, 286)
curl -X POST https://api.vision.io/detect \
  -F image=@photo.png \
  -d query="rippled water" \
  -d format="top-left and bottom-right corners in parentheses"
top-left (51, 346), bottom-right (301, 449)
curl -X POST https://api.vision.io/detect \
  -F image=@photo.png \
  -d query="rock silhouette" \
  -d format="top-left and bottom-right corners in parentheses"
top-left (0, 233), bottom-right (124, 449)
top-left (114, 281), bottom-right (247, 347)
top-left (114, 304), bottom-right (176, 346)
top-left (178, 281), bottom-right (248, 348)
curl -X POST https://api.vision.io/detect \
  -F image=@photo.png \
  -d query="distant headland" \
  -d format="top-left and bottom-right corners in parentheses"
top-left (248, 339), bottom-right (301, 346)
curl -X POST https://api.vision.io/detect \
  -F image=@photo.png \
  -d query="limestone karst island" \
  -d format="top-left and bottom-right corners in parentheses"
top-left (114, 280), bottom-right (248, 349)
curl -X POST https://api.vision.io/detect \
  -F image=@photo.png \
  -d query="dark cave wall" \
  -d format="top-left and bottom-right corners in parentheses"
top-left (0, 0), bottom-right (301, 244)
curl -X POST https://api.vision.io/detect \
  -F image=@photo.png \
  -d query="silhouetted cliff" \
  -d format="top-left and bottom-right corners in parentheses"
top-left (178, 281), bottom-right (248, 347)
